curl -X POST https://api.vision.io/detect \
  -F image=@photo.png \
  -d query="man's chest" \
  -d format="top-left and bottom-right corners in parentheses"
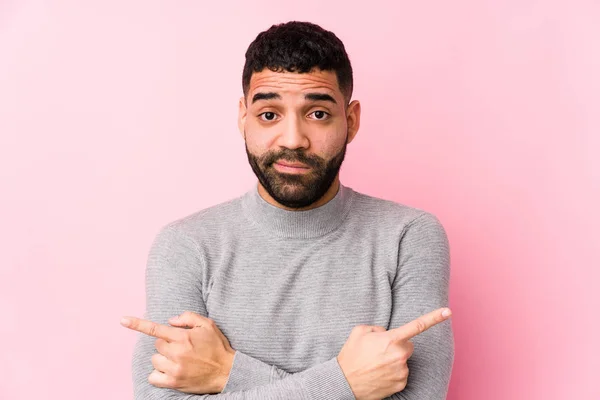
top-left (201, 239), bottom-right (398, 371)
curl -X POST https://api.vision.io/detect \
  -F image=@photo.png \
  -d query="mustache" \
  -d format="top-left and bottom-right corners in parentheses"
top-left (261, 149), bottom-right (323, 168)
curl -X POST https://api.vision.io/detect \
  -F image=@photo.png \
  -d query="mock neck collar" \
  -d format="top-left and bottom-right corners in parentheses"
top-left (241, 182), bottom-right (355, 239)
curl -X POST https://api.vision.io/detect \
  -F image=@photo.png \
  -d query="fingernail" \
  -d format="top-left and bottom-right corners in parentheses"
top-left (169, 316), bottom-right (179, 321)
top-left (120, 317), bottom-right (131, 327)
top-left (442, 308), bottom-right (452, 318)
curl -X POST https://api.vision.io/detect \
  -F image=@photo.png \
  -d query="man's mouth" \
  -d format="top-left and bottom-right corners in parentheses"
top-left (273, 160), bottom-right (311, 174)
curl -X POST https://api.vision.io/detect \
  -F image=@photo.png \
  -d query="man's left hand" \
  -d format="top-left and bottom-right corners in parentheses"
top-left (121, 312), bottom-right (235, 394)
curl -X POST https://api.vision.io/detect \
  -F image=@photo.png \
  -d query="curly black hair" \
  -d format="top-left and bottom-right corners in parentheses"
top-left (242, 21), bottom-right (353, 104)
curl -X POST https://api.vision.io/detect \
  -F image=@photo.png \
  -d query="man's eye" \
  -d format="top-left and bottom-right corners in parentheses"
top-left (309, 110), bottom-right (330, 120)
top-left (259, 112), bottom-right (278, 121)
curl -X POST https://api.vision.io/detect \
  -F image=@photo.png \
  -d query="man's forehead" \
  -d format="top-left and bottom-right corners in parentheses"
top-left (248, 69), bottom-right (341, 99)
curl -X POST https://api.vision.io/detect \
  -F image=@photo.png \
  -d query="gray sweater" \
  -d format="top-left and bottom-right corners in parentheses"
top-left (132, 183), bottom-right (454, 399)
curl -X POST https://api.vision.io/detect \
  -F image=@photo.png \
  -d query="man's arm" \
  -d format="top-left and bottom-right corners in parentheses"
top-left (129, 305), bottom-right (450, 399)
top-left (131, 225), bottom-right (355, 399)
top-left (131, 216), bottom-right (453, 398)
top-left (225, 212), bottom-right (454, 398)
top-left (385, 212), bottom-right (455, 399)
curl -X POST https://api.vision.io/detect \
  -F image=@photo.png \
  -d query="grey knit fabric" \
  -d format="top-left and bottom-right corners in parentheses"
top-left (131, 183), bottom-right (454, 399)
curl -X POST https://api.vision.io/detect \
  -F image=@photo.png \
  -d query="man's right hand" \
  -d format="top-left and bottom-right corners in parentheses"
top-left (336, 307), bottom-right (452, 400)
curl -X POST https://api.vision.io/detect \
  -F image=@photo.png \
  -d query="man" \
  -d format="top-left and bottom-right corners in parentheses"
top-left (121, 21), bottom-right (454, 399)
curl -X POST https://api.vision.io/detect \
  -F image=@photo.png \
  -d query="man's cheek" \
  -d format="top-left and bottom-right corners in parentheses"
top-left (247, 137), bottom-right (275, 154)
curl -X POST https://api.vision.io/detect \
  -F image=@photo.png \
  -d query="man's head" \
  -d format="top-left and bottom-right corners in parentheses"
top-left (238, 21), bottom-right (361, 210)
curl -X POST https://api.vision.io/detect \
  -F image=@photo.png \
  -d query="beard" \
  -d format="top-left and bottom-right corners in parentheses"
top-left (245, 139), bottom-right (347, 209)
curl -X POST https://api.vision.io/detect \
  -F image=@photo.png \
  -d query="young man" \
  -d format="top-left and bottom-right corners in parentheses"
top-left (122, 21), bottom-right (454, 399)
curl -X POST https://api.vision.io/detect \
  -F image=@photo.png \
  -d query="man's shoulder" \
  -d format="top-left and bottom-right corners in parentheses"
top-left (349, 187), bottom-right (428, 219)
top-left (156, 192), bottom-right (247, 239)
top-left (347, 187), bottom-right (445, 232)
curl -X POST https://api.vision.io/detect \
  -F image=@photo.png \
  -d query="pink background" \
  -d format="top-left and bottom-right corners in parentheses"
top-left (1, 1), bottom-right (598, 399)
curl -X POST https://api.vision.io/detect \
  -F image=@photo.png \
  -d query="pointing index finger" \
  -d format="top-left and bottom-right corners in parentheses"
top-left (387, 308), bottom-right (452, 342)
top-left (121, 316), bottom-right (182, 342)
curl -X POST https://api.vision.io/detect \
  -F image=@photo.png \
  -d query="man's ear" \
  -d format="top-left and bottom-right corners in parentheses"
top-left (346, 100), bottom-right (361, 144)
top-left (238, 96), bottom-right (247, 138)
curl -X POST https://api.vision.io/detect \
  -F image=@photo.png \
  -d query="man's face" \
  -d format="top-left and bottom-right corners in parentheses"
top-left (239, 69), bottom-right (360, 209)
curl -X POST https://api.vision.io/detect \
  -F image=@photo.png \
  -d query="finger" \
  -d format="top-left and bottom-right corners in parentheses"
top-left (148, 369), bottom-right (176, 389)
top-left (155, 338), bottom-right (170, 357)
top-left (168, 311), bottom-right (211, 328)
top-left (121, 316), bottom-right (183, 342)
top-left (405, 340), bottom-right (415, 357)
top-left (168, 312), bottom-right (234, 350)
top-left (352, 324), bottom-right (385, 335)
top-left (355, 325), bottom-right (386, 334)
top-left (212, 324), bottom-right (231, 346)
top-left (155, 340), bottom-right (186, 363)
top-left (151, 353), bottom-right (179, 376)
top-left (394, 340), bottom-right (415, 360)
top-left (171, 313), bottom-right (232, 347)
top-left (387, 308), bottom-right (452, 342)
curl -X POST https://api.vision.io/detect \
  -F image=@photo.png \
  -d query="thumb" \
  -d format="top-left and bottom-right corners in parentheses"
top-left (370, 326), bottom-right (386, 333)
top-left (168, 311), bottom-right (206, 328)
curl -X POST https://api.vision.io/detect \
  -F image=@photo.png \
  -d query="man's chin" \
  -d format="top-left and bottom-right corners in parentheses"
top-left (273, 186), bottom-right (312, 201)
top-left (263, 182), bottom-right (316, 207)
top-left (267, 171), bottom-right (313, 187)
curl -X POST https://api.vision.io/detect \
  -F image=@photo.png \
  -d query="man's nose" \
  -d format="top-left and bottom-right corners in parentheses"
top-left (277, 115), bottom-right (310, 150)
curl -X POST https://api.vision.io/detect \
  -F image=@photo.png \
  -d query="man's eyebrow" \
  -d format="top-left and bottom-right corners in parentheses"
top-left (305, 93), bottom-right (337, 104)
top-left (252, 92), bottom-right (281, 104)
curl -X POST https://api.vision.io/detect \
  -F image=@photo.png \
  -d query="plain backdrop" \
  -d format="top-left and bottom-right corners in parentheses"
top-left (1, 1), bottom-right (599, 399)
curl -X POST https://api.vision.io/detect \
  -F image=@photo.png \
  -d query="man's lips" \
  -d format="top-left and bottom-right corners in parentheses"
top-left (276, 161), bottom-right (309, 168)
top-left (273, 160), bottom-right (311, 173)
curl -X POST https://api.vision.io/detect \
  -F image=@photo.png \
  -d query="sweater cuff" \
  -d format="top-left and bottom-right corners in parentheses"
top-left (222, 351), bottom-right (273, 393)
top-left (304, 357), bottom-right (356, 400)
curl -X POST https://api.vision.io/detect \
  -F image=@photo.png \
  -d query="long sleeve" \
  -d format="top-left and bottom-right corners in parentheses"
top-left (131, 225), bottom-right (356, 400)
top-left (221, 351), bottom-right (294, 392)
top-left (386, 212), bottom-right (455, 400)
top-left (225, 212), bottom-right (454, 399)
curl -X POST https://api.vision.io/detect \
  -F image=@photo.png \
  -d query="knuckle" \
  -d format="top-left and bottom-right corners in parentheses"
top-left (363, 325), bottom-right (376, 333)
top-left (395, 369), bottom-right (409, 391)
top-left (397, 350), bottom-right (410, 362)
top-left (171, 348), bottom-right (184, 361)
top-left (400, 365), bottom-right (410, 379)
top-left (148, 324), bottom-right (158, 337)
top-left (165, 375), bottom-right (178, 388)
top-left (148, 370), bottom-right (161, 386)
top-left (407, 341), bottom-right (415, 356)
top-left (351, 325), bottom-right (364, 334)
top-left (399, 342), bottom-right (414, 361)
top-left (397, 379), bottom-right (407, 392)
top-left (151, 354), bottom-right (161, 366)
top-left (172, 363), bottom-right (184, 378)
top-left (415, 319), bottom-right (427, 334)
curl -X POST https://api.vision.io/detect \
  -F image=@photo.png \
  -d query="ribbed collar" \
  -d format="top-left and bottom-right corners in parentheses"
top-left (241, 182), bottom-right (355, 239)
